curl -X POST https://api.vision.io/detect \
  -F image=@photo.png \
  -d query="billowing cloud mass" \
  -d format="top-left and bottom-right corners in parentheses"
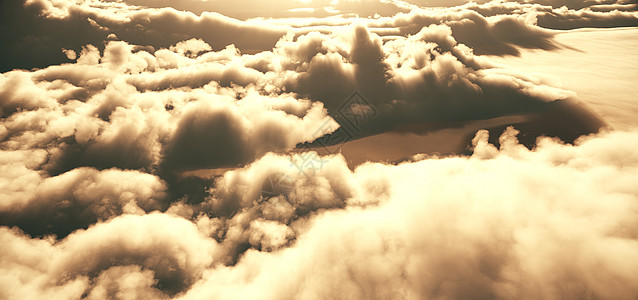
top-left (1, 0), bottom-right (637, 299)
top-left (3, 129), bottom-right (638, 299)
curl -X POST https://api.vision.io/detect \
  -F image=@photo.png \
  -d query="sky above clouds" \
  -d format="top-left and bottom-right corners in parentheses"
top-left (1, 0), bottom-right (638, 299)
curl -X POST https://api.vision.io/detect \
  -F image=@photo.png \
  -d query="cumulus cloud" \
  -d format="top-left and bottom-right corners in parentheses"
top-left (3, 129), bottom-right (638, 299)
top-left (1, 213), bottom-right (218, 298)
top-left (0, 0), bottom-right (288, 72)
top-left (277, 24), bottom-right (604, 144)
top-left (161, 93), bottom-right (331, 172)
top-left (0, 165), bottom-right (168, 237)
top-left (0, 38), bottom-right (336, 174)
top-left (0, 3), bottom-right (610, 244)
top-left (1, 20), bottom-right (602, 180)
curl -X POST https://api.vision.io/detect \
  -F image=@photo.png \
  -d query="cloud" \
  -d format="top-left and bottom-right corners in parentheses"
top-left (4, 128), bottom-right (637, 299)
top-left (0, 38), bottom-right (336, 176)
top-left (0, 0), bottom-right (289, 72)
top-left (258, 8), bottom-right (564, 56)
top-left (84, 265), bottom-right (169, 300)
top-left (455, 1), bottom-right (638, 30)
top-left (378, 9), bottom-right (562, 55)
top-left (4, 0), bottom-right (635, 72)
top-left (486, 26), bottom-right (638, 130)
top-left (278, 24), bottom-right (603, 144)
top-left (0, 213), bottom-right (218, 298)
top-left (0, 20), bottom-right (607, 239)
top-left (0, 165), bottom-right (168, 237)
top-left (535, 6), bottom-right (638, 29)
top-left (121, 0), bottom-right (411, 19)
top-left (175, 129), bottom-right (638, 300)
top-left (2, 22), bottom-right (601, 179)
top-left (1, 1), bottom-right (636, 299)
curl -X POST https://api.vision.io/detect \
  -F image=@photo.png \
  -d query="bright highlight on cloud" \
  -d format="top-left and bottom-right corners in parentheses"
top-left (1, 0), bottom-right (637, 299)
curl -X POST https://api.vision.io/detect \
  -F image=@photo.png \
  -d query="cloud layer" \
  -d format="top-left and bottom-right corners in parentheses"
top-left (2, 128), bottom-right (638, 299)
top-left (1, 0), bottom-right (636, 71)
top-left (1, 0), bottom-right (637, 299)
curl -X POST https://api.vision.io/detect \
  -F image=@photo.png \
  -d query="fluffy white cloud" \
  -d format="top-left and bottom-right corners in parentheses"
top-left (6, 128), bottom-right (635, 299)
top-left (0, 9), bottom-right (609, 243)
top-left (170, 129), bottom-right (638, 300)
top-left (0, 213), bottom-right (218, 298)
top-left (2, 21), bottom-right (600, 179)
top-left (0, 165), bottom-right (168, 237)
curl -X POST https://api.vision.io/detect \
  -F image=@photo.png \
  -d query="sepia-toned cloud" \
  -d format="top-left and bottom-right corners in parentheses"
top-left (2, 129), bottom-right (638, 299)
top-left (1, 0), bottom-right (637, 299)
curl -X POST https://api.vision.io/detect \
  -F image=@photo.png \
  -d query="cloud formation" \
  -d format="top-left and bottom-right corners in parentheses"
top-left (2, 0), bottom-right (636, 71)
top-left (1, 0), bottom-right (637, 299)
top-left (2, 128), bottom-right (638, 299)
top-left (1, 20), bottom-right (602, 181)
